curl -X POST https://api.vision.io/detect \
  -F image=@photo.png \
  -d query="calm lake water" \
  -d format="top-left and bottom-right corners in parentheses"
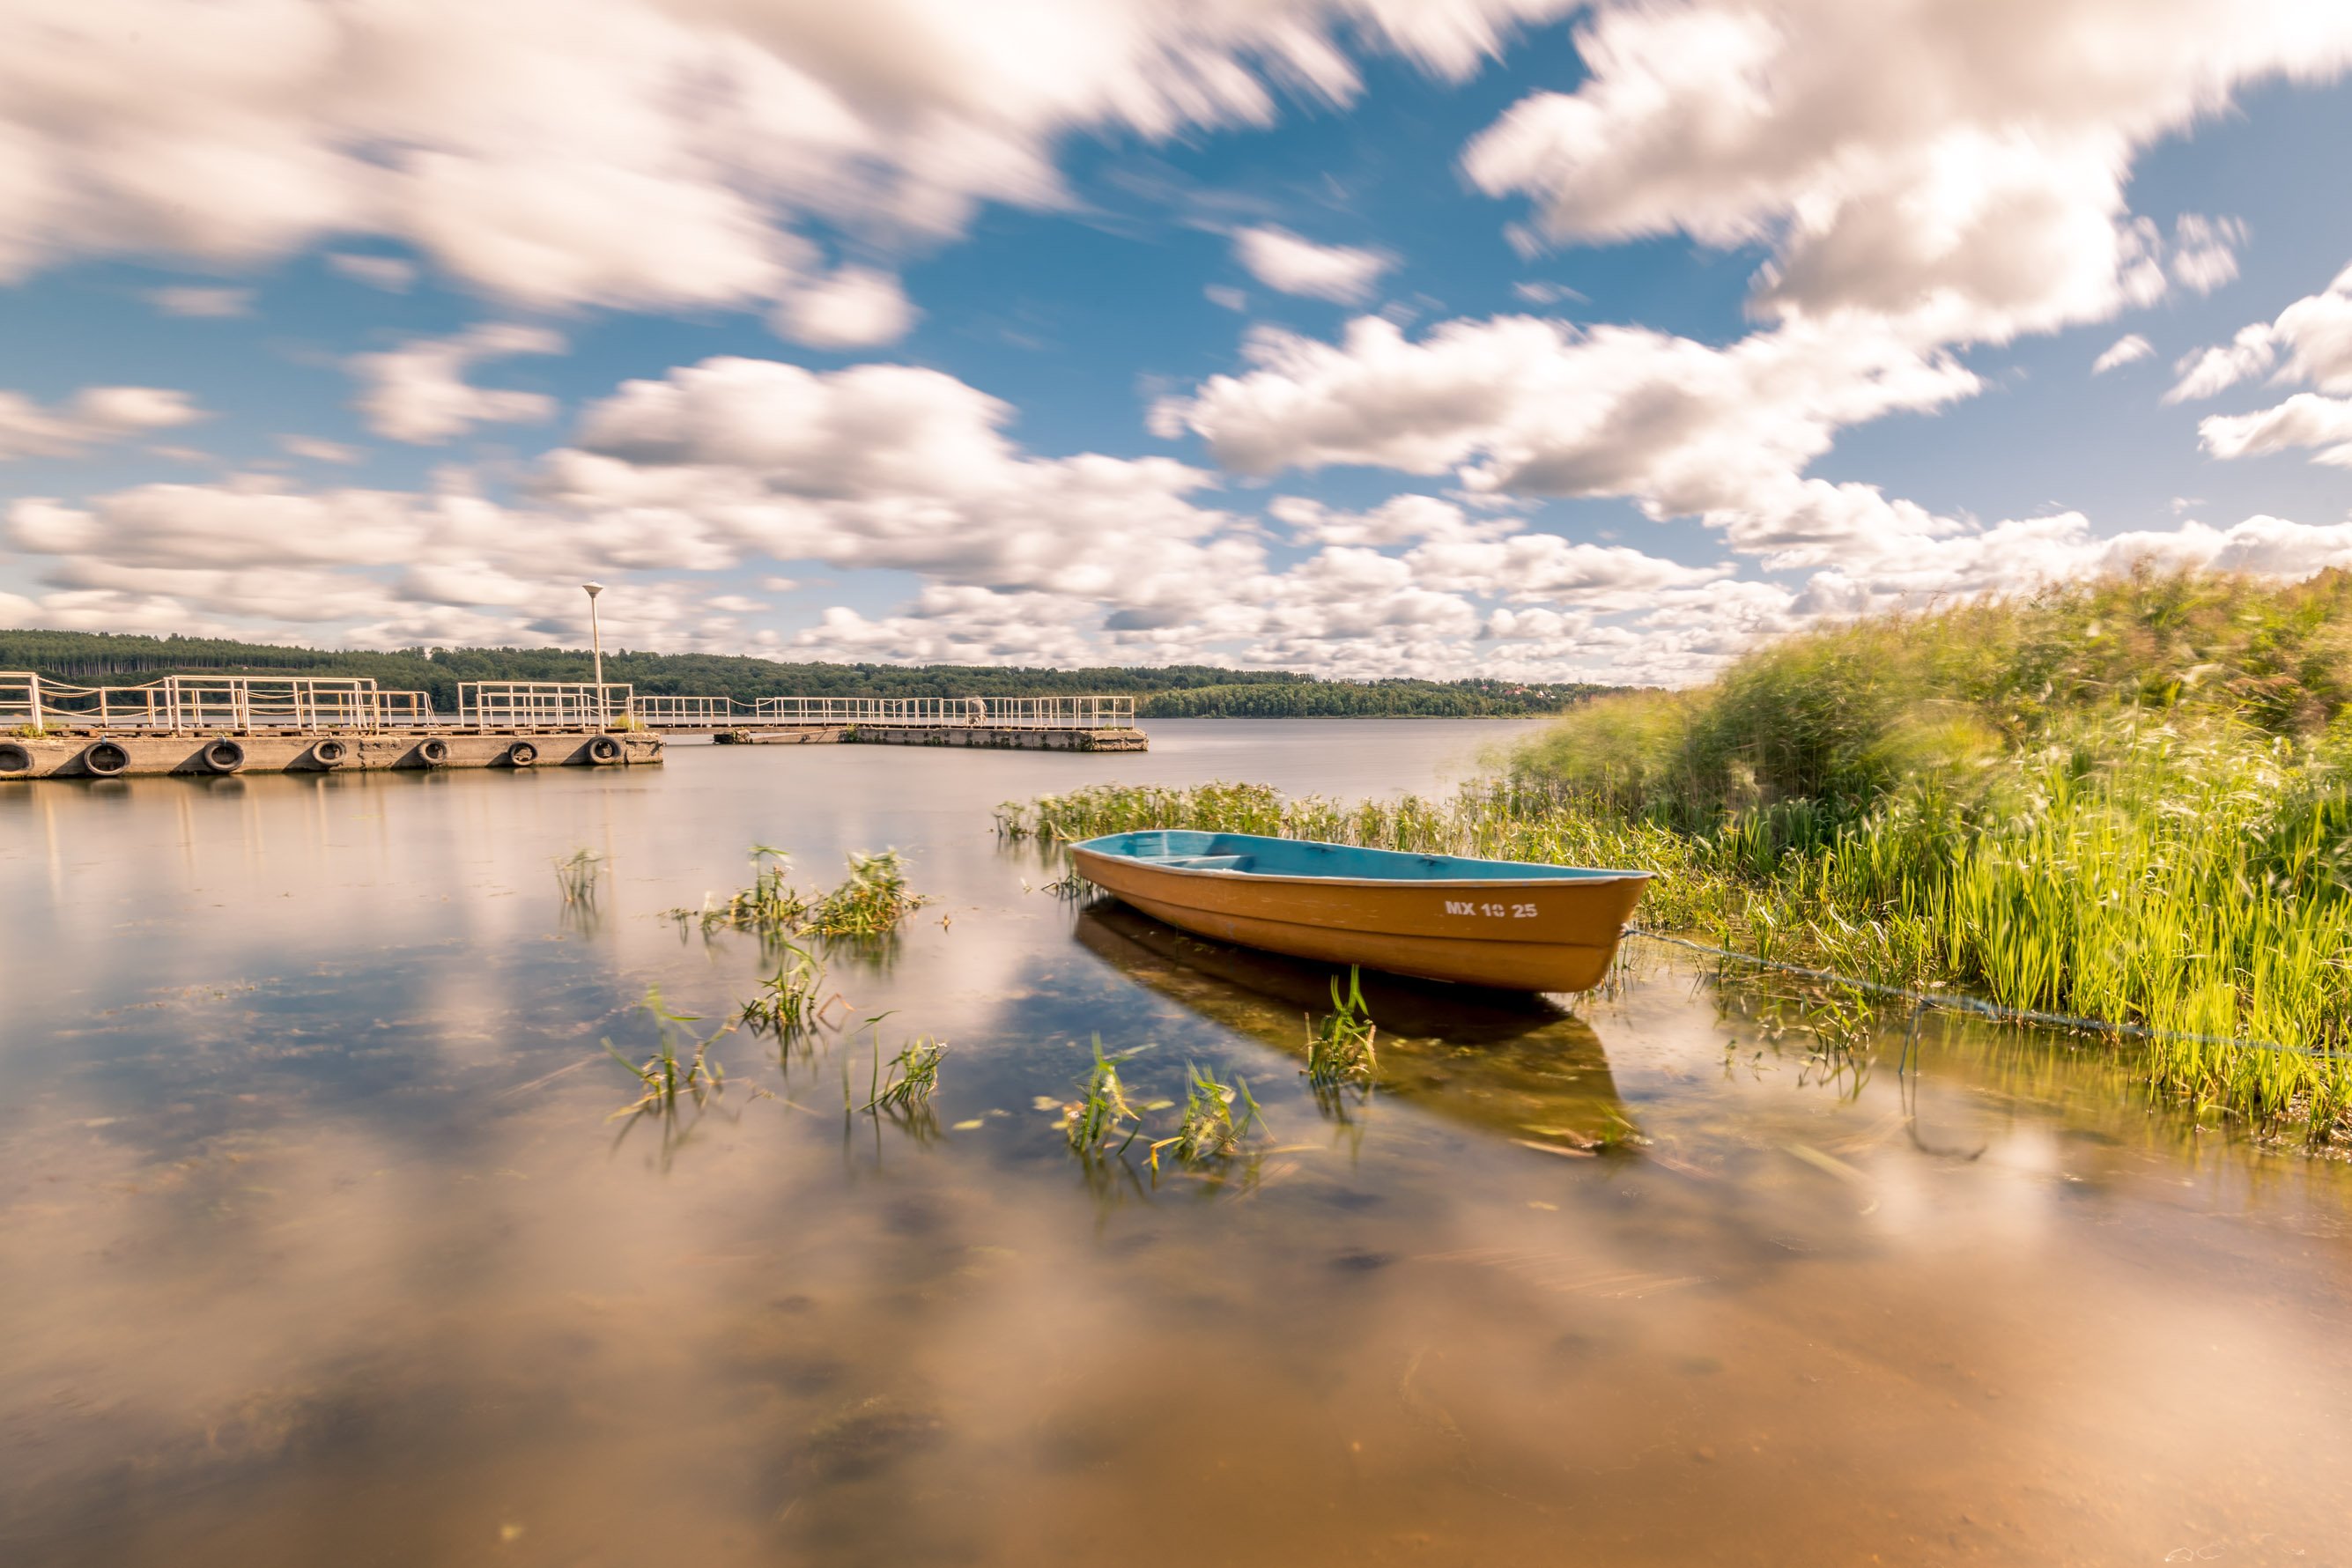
top-left (4, 717), bottom-right (2349, 1565)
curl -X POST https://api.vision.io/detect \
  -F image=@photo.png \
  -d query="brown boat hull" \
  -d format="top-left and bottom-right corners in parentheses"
top-left (1069, 847), bottom-right (1648, 994)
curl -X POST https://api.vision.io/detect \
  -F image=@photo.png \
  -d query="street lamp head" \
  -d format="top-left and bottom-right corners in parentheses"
top-left (582, 581), bottom-right (604, 598)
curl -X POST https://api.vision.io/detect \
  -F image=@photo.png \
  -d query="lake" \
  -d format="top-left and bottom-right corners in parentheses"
top-left (4, 718), bottom-right (2348, 1565)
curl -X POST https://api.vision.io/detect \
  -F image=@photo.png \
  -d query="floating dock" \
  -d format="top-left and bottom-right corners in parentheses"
top-left (1, 675), bottom-right (1143, 781)
top-left (0, 729), bottom-right (661, 780)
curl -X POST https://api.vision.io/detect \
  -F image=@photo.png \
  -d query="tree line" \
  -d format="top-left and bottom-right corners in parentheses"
top-left (0, 629), bottom-right (1611, 718)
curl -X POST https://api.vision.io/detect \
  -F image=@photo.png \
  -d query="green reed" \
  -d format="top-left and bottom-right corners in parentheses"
top-left (867, 1036), bottom-right (947, 1112)
top-left (551, 847), bottom-right (603, 906)
top-left (802, 849), bottom-right (929, 937)
top-left (672, 843), bottom-right (806, 934)
top-left (605, 986), bottom-right (731, 1116)
top-left (1146, 1061), bottom-right (1266, 1172)
top-left (1304, 967), bottom-right (1379, 1089)
top-left (1060, 1036), bottom-right (1145, 1158)
top-left (672, 845), bottom-right (930, 942)
top-left (738, 939), bottom-right (837, 1036)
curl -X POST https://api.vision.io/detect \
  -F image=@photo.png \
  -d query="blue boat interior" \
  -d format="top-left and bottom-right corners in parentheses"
top-left (1077, 830), bottom-right (1647, 884)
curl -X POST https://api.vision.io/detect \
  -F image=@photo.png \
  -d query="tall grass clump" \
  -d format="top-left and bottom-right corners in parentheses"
top-left (1304, 967), bottom-right (1379, 1089)
top-left (673, 844), bottom-right (806, 934)
top-left (672, 846), bottom-right (930, 942)
top-left (1146, 1062), bottom-right (1266, 1172)
top-left (605, 986), bottom-right (732, 1117)
top-left (1011, 569), bottom-right (2352, 1146)
top-left (552, 847), bottom-right (604, 906)
top-left (802, 849), bottom-right (928, 937)
top-left (738, 940), bottom-right (840, 1037)
top-left (1058, 1037), bottom-right (1146, 1158)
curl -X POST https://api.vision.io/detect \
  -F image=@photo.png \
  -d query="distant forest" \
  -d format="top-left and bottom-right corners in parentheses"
top-left (0, 630), bottom-right (1611, 718)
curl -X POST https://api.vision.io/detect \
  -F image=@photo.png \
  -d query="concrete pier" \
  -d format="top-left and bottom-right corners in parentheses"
top-left (710, 723), bottom-right (1146, 751)
top-left (0, 730), bottom-right (662, 780)
top-left (850, 724), bottom-right (1148, 751)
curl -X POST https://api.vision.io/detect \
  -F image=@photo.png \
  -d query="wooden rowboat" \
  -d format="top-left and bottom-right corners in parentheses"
top-left (1068, 830), bottom-right (1651, 994)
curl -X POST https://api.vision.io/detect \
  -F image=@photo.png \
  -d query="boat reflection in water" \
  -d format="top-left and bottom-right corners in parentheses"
top-left (1071, 898), bottom-right (1625, 1146)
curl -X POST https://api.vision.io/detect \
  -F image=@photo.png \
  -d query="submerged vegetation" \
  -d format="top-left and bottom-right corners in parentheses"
top-left (1058, 1037), bottom-right (1148, 1159)
top-left (1147, 1062), bottom-right (1267, 1172)
top-left (738, 940), bottom-right (841, 1037)
top-left (1010, 571), bottom-right (2352, 1148)
top-left (672, 846), bottom-right (928, 943)
top-left (1304, 968), bottom-right (1380, 1089)
top-left (605, 987), bottom-right (732, 1118)
top-left (551, 847), bottom-right (603, 906)
top-left (802, 850), bottom-right (928, 937)
top-left (866, 1036), bottom-right (948, 1113)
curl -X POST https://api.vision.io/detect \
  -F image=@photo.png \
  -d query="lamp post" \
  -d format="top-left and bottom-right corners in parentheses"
top-left (582, 581), bottom-right (606, 727)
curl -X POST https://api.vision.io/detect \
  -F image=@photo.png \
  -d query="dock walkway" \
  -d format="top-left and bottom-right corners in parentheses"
top-left (2, 675), bottom-right (1144, 779)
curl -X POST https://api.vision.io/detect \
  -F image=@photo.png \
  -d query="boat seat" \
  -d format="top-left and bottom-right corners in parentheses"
top-left (1156, 854), bottom-right (1255, 871)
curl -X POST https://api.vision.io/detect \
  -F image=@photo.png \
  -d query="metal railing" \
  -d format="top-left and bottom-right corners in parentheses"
top-left (457, 682), bottom-right (632, 731)
top-left (2, 671), bottom-right (1137, 736)
top-left (1, 672), bottom-right (41, 730)
top-left (746, 695), bottom-right (1135, 729)
top-left (632, 694), bottom-right (742, 727)
top-left (2, 672), bottom-right (434, 732)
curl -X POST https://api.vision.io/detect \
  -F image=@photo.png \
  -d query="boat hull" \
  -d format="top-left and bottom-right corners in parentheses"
top-left (1069, 839), bottom-right (1648, 994)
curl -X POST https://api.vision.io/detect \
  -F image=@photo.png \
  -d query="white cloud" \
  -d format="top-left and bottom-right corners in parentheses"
top-left (2177, 259), bottom-right (2352, 460)
top-left (277, 434), bottom-right (364, 464)
top-left (144, 285), bottom-right (252, 317)
top-left (1154, 314), bottom-right (1978, 554)
top-left (1204, 285), bottom-right (1249, 312)
top-left (772, 266), bottom-right (918, 350)
top-left (2091, 333), bottom-right (2152, 374)
top-left (1231, 226), bottom-right (1394, 303)
top-left (2166, 323), bottom-right (2281, 403)
top-left (2198, 393), bottom-right (2352, 466)
top-left (350, 323), bottom-right (566, 444)
top-left (547, 355), bottom-right (1245, 602)
top-left (2170, 213), bottom-right (2247, 293)
top-left (0, 385), bottom-right (203, 460)
top-left (1461, 0), bottom-right (2352, 345)
top-left (0, 0), bottom-right (1572, 312)
top-left (1270, 493), bottom-right (1502, 546)
top-left (328, 254), bottom-right (418, 292)
top-left (1510, 280), bottom-right (1584, 307)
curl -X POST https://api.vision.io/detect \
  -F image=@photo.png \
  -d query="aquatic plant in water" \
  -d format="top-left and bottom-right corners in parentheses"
top-left (1305, 968), bottom-right (1379, 1089)
top-left (867, 1036), bottom-right (947, 1112)
top-left (673, 844), bottom-right (806, 934)
top-left (671, 846), bottom-right (932, 943)
top-left (605, 986), bottom-right (733, 1116)
top-left (739, 940), bottom-right (839, 1036)
top-left (1146, 1061), bottom-right (1265, 1172)
top-left (552, 847), bottom-right (603, 906)
top-left (1059, 1036), bottom-right (1145, 1158)
top-left (802, 849), bottom-right (929, 937)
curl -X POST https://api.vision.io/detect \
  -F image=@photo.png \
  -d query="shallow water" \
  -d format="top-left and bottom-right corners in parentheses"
top-left (4, 718), bottom-right (2349, 1566)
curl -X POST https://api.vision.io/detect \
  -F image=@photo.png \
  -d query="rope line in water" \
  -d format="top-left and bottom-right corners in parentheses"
top-left (1620, 926), bottom-right (2335, 1061)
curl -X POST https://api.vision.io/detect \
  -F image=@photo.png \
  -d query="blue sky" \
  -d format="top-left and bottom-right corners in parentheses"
top-left (4, 1), bottom-right (2351, 683)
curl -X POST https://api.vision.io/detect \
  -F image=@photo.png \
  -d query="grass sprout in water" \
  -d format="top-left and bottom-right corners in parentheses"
top-left (1059, 1036), bottom-right (1146, 1158)
top-left (867, 1036), bottom-right (947, 1112)
top-left (803, 849), bottom-right (929, 937)
top-left (1305, 967), bottom-right (1379, 1089)
top-left (739, 940), bottom-right (842, 1037)
top-left (1147, 1062), bottom-right (1266, 1173)
top-left (552, 847), bottom-right (603, 906)
top-left (673, 844), bottom-right (806, 935)
top-left (605, 986), bottom-right (735, 1118)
